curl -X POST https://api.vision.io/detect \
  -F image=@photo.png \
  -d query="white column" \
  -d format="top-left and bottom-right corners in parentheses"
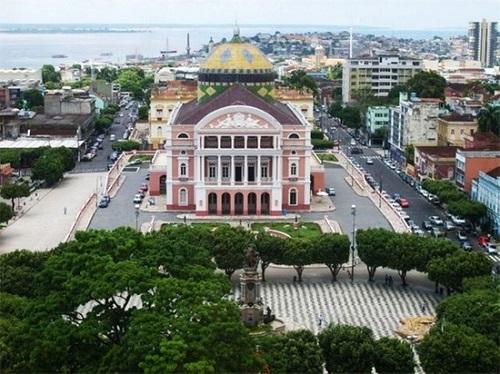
top-left (257, 156), bottom-right (261, 185)
top-left (273, 156), bottom-right (278, 182)
top-left (244, 155), bottom-right (248, 184)
top-left (195, 155), bottom-right (200, 182)
top-left (231, 155), bottom-right (235, 185)
top-left (217, 155), bottom-right (222, 184)
top-left (277, 154), bottom-right (282, 183)
top-left (201, 156), bottom-right (205, 183)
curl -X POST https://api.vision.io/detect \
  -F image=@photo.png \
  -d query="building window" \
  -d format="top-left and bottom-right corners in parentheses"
top-left (234, 136), bottom-right (245, 148)
top-left (261, 163), bottom-right (268, 178)
top-left (470, 129), bottom-right (474, 135)
top-left (247, 136), bottom-right (258, 148)
top-left (157, 126), bottom-right (162, 136)
top-left (180, 162), bottom-right (187, 177)
top-left (288, 133), bottom-right (299, 139)
top-left (450, 129), bottom-right (455, 135)
top-left (290, 162), bottom-right (297, 176)
top-left (289, 188), bottom-right (297, 205)
top-left (204, 136), bottom-right (218, 148)
top-left (222, 163), bottom-right (230, 178)
top-left (221, 136), bottom-right (231, 148)
top-left (179, 188), bottom-right (187, 206)
top-left (260, 136), bottom-right (273, 148)
top-left (209, 162), bottom-right (217, 179)
top-left (178, 133), bottom-right (189, 139)
top-left (156, 108), bottom-right (163, 117)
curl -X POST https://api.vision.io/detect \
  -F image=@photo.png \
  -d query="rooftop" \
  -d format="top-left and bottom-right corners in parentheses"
top-left (486, 166), bottom-right (500, 178)
top-left (439, 113), bottom-right (477, 122)
top-left (173, 85), bottom-right (302, 125)
top-left (416, 146), bottom-right (460, 158)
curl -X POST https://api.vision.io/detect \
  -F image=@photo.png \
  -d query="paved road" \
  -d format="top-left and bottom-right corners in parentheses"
top-left (72, 102), bottom-right (138, 173)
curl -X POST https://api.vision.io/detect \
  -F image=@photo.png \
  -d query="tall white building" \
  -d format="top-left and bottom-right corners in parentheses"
top-left (389, 93), bottom-right (440, 165)
top-left (468, 19), bottom-right (498, 67)
top-left (342, 55), bottom-right (422, 103)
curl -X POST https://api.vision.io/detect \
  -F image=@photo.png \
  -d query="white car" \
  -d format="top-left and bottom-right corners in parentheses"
top-left (350, 139), bottom-right (356, 146)
top-left (420, 189), bottom-right (429, 198)
top-left (366, 158), bottom-right (374, 165)
top-left (133, 194), bottom-right (143, 204)
top-left (449, 214), bottom-right (466, 226)
top-left (429, 216), bottom-right (444, 225)
top-left (485, 243), bottom-right (498, 254)
top-left (389, 163), bottom-right (397, 170)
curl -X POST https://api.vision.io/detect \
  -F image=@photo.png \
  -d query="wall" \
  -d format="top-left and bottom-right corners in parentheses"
top-left (463, 157), bottom-right (500, 191)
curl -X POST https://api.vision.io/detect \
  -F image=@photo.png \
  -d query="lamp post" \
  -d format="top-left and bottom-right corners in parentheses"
top-left (134, 204), bottom-right (140, 231)
top-left (379, 175), bottom-right (383, 208)
top-left (351, 204), bottom-right (357, 282)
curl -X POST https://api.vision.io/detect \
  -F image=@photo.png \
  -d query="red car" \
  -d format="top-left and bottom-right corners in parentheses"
top-left (478, 235), bottom-right (490, 248)
top-left (398, 198), bottom-right (410, 208)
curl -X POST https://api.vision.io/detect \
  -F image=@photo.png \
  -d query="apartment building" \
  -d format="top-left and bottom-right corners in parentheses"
top-left (366, 106), bottom-right (390, 136)
top-left (437, 113), bottom-right (478, 147)
top-left (471, 167), bottom-right (500, 235)
top-left (342, 55), bottom-right (421, 103)
top-left (468, 19), bottom-right (498, 67)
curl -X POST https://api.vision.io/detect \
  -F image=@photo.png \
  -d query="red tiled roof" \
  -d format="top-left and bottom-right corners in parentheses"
top-left (439, 112), bottom-right (476, 122)
top-left (415, 146), bottom-right (460, 158)
top-left (173, 84), bottom-right (302, 125)
top-left (487, 166), bottom-right (500, 178)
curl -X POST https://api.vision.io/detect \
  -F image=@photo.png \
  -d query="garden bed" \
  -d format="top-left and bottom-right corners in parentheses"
top-left (251, 222), bottom-right (322, 239)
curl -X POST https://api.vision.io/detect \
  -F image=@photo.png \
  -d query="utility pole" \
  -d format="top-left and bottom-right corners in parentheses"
top-left (186, 33), bottom-right (191, 58)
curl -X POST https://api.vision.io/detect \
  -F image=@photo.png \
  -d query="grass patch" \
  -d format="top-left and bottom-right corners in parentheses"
top-left (129, 155), bottom-right (153, 162)
top-left (251, 222), bottom-right (322, 239)
top-left (317, 153), bottom-right (338, 162)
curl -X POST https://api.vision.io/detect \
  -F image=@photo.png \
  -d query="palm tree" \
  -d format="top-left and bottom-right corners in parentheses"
top-left (477, 104), bottom-right (500, 135)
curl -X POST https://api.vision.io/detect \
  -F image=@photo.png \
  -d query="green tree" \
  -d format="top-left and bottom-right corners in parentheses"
top-left (20, 89), bottom-right (44, 110)
top-left (42, 64), bottom-right (61, 84)
top-left (0, 201), bottom-right (13, 225)
top-left (328, 102), bottom-right (343, 118)
top-left (447, 200), bottom-right (487, 227)
top-left (387, 85), bottom-right (405, 104)
top-left (111, 140), bottom-right (141, 152)
top-left (31, 155), bottom-right (64, 186)
top-left (311, 234), bottom-right (350, 281)
top-left (44, 147), bottom-right (75, 172)
top-left (373, 337), bottom-right (415, 374)
top-left (257, 330), bottom-right (323, 374)
top-left (386, 234), bottom-right (425, 286)
top-left (427, 250), bottom-right (492, 292)
top-left (340, 106), bottom-right (362, 129)
top-left (211, 226), bottom-right (254, 277)
top-left (311, 138), bottom-right (334, 149)
top-left (404, 144), bottom-right (415, 165)
top-left (44, 81), bottom-right (62, 89)
top-left (0, 181), bottom-right (30, 210)
top-left (138, 105), bottom-right (149, 120)
top-left (318, 324), bottom-right (375, 374)
top-left (327, 63), bottom-right (342, 80)
top-left (95, 115), bottom-right (113, 132)
top-left (405, 71), bottom-right (446, 98)
top-left (418, 324), bottom-right (499, 374)
top-left (436, 289), bottom-right (500, 342)
top-left (356, 228), bottom-right (396, 281)
top-left (282, 238), bottom-right (312, 282)
top-left (477, 104), bottom-right (500, 135)
top-left (255, 232), bottom-right (286, 281)
top-left (0, 149), bottom-right (21, 169)
top-left (96, 67), bottom-right (118, 82)
top-left (284, 70), bottom-right (318, 96)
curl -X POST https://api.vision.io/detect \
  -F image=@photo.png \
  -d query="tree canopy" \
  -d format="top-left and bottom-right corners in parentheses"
top-left (405, 71), bottom-right (446, 99)
top-left (477, 104), bottom-right (500, 135)
top-left (42, 64), bottom-right (61, 84)
top-left (284, 70), bottom-right (318, 96)
top-left (373, 337), bottom-right (415, 374)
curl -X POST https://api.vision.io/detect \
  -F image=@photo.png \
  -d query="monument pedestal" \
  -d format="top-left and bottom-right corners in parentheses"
top-left (239, 268), bottom-right (264, 327)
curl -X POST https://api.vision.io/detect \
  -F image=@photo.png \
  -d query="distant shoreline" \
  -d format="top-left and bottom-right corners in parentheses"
top-left (0, 29), bottom-right (148, 34)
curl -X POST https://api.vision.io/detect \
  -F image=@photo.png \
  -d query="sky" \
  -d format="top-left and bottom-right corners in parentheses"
top-left (2, 0), bottom-right (499, 29)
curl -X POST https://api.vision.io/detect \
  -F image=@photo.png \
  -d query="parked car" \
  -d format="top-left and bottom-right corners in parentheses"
top-left (145, 173), bottom-right (150, 181)
top-left (82, 153), bottom-right (96, 161)
top-left (448, 214), bottom-right (466, 226)
top-left (133, 194), bottom-right (143, 204)
top-left (98, 198), bottom-right (109, 208)
top-left (432, 227), bottom-right (445, 238)
top-left (457, 231), bottom-right (468, 241)
top-left (398, 198), bottom-right (409, 208)
top-left (484, 243), bottom-right (497, 254)
top-left (461, 241), bottom-right (473, 251)
top-left (478, 235), bottom-right (491, 247)
top-left (139, 183), bottom-right (149, 192)
top-left (326, 187), bottom-right (336, 196)
top-left (422, 220), bottom-right (433, 231)
top-left (366, 158), bottom-right (374, 165)
top-left (110, 134), bottom-right (116, 141)
top-left (429, 216), bottom-right (444, 225)
top-left (444, 221), bottom-right (455, 231)
top-left (350, 138), bottom-right (356, 146)
top-left (137, 190), bottom-right (145, 198)
top-left (413, 228), bottom-right (426, 237)
top-left (420, 189), bottom-right (429, 198)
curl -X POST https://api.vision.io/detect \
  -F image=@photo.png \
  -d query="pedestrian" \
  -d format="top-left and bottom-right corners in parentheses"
top-left (318, 313), bottom-right (324, 328)
top-left (385, 274), bottom-right (389, 285)
top-left (421, 303), bottom-right (426, 313)
top-left (63, 207), bottom-right (67, 215)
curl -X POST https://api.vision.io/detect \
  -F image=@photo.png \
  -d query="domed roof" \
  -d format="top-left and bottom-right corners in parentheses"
top-left (200, 42), bottom-right (273, 73)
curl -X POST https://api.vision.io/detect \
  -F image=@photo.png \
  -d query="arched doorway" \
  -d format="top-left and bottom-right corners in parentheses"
top-left (222, 193), bottom-right (231, 215)
top-left (260, 193), bottom-right (270, 215)
top-left (208, 193), bottom-right (217, 215)
top-left (248, 193), bottom-right (256, 215)
top-left (235, 193), bottom-right (244, 215)
top-left (159, 175), bottom-right (166, 194)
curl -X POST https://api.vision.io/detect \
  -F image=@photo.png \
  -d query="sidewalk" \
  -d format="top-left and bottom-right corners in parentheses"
top-left (0, 173), bottom-right (105, 253)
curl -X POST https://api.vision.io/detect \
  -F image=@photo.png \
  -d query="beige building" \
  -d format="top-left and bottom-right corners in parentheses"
top-left (437, 113), bottom-right (478, 147)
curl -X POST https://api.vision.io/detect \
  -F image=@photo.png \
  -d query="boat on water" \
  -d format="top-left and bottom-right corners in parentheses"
top-left (51, 54), bottom-right (68, 58)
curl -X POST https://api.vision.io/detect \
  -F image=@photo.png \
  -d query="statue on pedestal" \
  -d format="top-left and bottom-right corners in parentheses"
top-left (239, 244), bottom-right (263, 326)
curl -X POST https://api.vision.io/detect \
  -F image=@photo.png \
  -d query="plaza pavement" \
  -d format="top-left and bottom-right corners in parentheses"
top-left (0, 172), bottom-right (105, 254)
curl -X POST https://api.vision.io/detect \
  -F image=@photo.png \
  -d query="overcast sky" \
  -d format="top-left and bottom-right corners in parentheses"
top-left (2, 0), bottom-right (498, 29)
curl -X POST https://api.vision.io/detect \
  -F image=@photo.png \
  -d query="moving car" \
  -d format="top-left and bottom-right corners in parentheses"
top-left (133, 194), bottom-right (143, 204)
top-left (478, 235), bottom-right (490, 247)
top-left (429, 216), bottom-right (443, 225)
top-left (350, 138), bottom-right (356, 146)
top-left (484, 242), bottom-right (497, 254)
top-left (98, 197), bottom-right (109, 208)
top-left (457, 231), bottom-right (468, 241)
top-left (110, 134), bottom-right (116, 141)
top-left (366, 158), bottom-right (374, 165)
top-left (82, 152), bottom-right (96, 161)
top-left (398, 198), bottom-right (409, 208)
top-left (326, 187), bottom-right (336, 196)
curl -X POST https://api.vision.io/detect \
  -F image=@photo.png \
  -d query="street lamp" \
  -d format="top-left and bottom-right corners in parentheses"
top-left (351, 204), bottom-right (357, 282)
top-left (379, 175), bottom-right (383, 208)
top-left (134, 204), bottom-right (140, 231)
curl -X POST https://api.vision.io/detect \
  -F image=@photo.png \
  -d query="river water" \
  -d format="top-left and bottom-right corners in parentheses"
top-left (0, 24), bottom-right (464, 68)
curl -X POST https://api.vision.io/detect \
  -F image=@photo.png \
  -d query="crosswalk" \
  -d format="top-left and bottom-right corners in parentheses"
top-left (232, 280), bottom-right (440, 338)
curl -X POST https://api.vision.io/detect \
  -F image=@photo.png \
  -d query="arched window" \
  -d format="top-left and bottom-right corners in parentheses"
top-left (180, 162), bottom-right (187, 177)
top-left (179, 188), bottom-right (188, 206)
top-left (289, 188), bottom-right (297, 205)
top-left (290, 162), bottom-right (297, 176)
top-left (288, 133), bottom-right (299, 139)
top-left (178, 133), bottom-right (189, 139)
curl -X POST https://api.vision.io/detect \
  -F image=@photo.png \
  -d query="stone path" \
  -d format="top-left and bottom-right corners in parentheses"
top-left (233, 281), bottom-right (440, 338)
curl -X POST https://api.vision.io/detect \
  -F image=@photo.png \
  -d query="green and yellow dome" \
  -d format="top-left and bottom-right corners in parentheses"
top-left (197, 29), bottom-right (276, 102)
